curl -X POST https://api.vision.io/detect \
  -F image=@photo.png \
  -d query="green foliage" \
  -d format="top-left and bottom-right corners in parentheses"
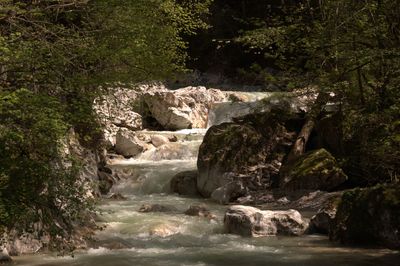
top-left (234, 0), bottom-right (400, 183)
top-left (0, 0), bottom-right (211, 252)
top-left (0, 89), bottom-right (95, 252)
top-left (331, 184), bottom-right (400, 248)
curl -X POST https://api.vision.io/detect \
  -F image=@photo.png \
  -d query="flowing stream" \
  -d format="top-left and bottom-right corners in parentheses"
top-left (15, 101), bottom-right (400, 266)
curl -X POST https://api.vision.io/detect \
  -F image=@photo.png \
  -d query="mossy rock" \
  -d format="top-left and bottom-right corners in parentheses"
top-left (197, 109), bottom-right (300, 197)
top-left (330, 184), bottom-right (400, 249)
top-left (281, 149), bottom-right (347, 191)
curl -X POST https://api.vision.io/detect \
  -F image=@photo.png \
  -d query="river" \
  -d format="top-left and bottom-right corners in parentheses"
top-left (14, 103), bottom-right (400, 266)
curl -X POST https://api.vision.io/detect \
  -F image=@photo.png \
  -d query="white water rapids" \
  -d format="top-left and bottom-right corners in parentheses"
top-left (15, 98), bottom-right (400, 266)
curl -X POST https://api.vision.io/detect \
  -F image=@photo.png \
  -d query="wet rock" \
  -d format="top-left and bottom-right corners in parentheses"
top-left (138, 142), bottom-right (199, 161)
top-left (280, 149), bottom-right (347, 191)
top-left (207, 92), bottom-right (314, 127)
top-left (138, 204), bottom-right (177, 213)
top-left (330, 184), bottom-right (400, 249)
top-left (150, 135), bottom-right (169, 147)
top-left (115, 128), bottom-right (149, 157)
top-left (170, 171), bottom-right (199, 196)
top-left (227, 92), bottom-right (249, 102)
top-left (184, 204), bottom-right (216, 219)
top-left (0, 250), bottom-right (12, 264)
top-left (149, 224), bottom-right (179, 237)
top-left (211, 180), bottom-right (248, 204)
top-left (224, 205), bottom-right (308, 237)
top-left (309, 198), bottom-right (339, 235)
top-left (98, 167), bottom-right (114, 195)
top-left (197, 109), bottom-right (299, 197)
top-left (143, 86), bottom-right (226, 130)
top-left (107, 193), bottom-right (127, 200)
top-left (168, 135), bottom-right (178, 142)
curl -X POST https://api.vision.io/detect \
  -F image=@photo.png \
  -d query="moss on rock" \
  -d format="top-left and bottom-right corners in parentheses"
top-left (330, 184), bottom-right (400, 249)
top-left (197, 109), bottom-right (300, 197)
top-left (281, 149), bottom-right (347, 191)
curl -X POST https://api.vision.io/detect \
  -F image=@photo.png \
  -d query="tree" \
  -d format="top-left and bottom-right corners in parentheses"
top-left (234, 0), bottom-right (400, 182)
top-left (0, 0), bottom-right (211, 252)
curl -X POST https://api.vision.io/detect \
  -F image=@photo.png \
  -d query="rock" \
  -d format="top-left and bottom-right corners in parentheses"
top-left (93, 84), bottom-right (170, 146)
top-left (197, 109), bottom-right (300, 197)
top-left (138, 204), bottom-right (177, 213)
top-left (309, 197), bottom-right (340, 234)
top-left (276, 197), bottom-right (290, 205)
top-left (150, 135), bottom-right (169, 147)
top-left (98, 167), bottom-right (114, 195)
top-left (168, 135), bottom-right (178, 142)
top-left (280, 149), bottom-right (347, 191)
top-left (149, 224), bottom-right (179, 237)
top-left (330, 184), bottom-right (400, 249)
top-left (107, 193), bottom-right (127, 200)
top-left (62, 129), bottom-right (100, 197)
top-left (228, 92), bottom-right (249, 102)
top-left (170, 171), bottom-right (199, 196)
top-left (285, 191), bottom-right (343, 212)
top-left (315, 112), bottom-right (343, 156)
top-left (184, 204), bottom-right (216, 219)
top-left (137, 142), bottom-right (199, 161)
top-left (207, 92), bottom-right (315, 127)
top-left (224, 205), bottom-right (308, 237)
top-left (143, 86), bottom-right (226, 130)
top-left (2, 233), bottom-right (44, 256)
top-left (210, 180), bottom-right (248, 204)
top-left (115, 128), bottom-right (149, 157)
top-left (0, 250), bottom-right (11, 264)
top-left (93, 86), bottom-right (146, 146)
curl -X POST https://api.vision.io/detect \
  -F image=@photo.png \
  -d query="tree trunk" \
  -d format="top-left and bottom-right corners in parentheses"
top-left (286, 92), bottom-right (329, 163)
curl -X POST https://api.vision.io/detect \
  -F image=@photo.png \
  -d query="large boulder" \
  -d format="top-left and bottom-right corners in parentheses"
top-left (170, 171), bottom-right (199, 196)
top-left (280, 149), bottom-right (347, 191)
top-left (93, 84), bottom-right (170, 147)
top-left (330, 184), bottom-right (400, 249)
top-left (93, 86), bottom-right (146, 147)
top-left (224, 205), bottom-right (308, 237)
top-left (208, 91), bottom-right (316, 127)
top-left (143, 86), bottom-right (226, 130)
top-left (115, 128), bottom-right (149, 157)
top-left (197, 109), bottom-right (300, 197)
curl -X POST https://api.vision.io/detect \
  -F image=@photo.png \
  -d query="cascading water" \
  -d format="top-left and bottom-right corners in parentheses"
top-left (15, 94), bottom-right (399, 266)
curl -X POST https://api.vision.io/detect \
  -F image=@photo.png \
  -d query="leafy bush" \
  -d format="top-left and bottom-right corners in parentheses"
top-left (0, 89), bottom-right (95, 252)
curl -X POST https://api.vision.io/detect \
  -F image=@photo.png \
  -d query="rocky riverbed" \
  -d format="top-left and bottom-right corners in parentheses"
top-left (6, 84), bottom-right (400, 265)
